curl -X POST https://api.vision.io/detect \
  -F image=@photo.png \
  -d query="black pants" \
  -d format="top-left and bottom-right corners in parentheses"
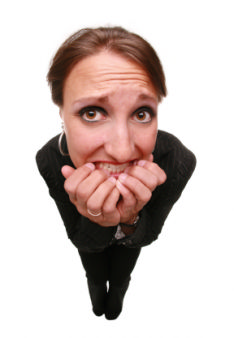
top-left (78, 244), bottom-right (141, 286)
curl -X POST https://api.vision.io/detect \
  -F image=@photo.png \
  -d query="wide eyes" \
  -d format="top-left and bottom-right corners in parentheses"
top-left (133, 109), bottom-right (153, 123)
top-left (78, 107), bottom-right (106, 122)
top-left (78, 106), bottom-right (154, 123)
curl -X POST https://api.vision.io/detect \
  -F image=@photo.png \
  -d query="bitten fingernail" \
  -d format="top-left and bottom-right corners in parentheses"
top-left (116, 180), bottom-right (126, 193)
top-left (137, 160), bottom-right (146, 167)
top-left (108, 176), bottom-right (116, 184)
top-left (118, 173), bottom-right (127, 182)
top-left (85, 163), bottom-right (95, 171)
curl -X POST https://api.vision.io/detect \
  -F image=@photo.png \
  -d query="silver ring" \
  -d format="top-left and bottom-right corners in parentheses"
top-left (87, 209), bottom-right (102, 217)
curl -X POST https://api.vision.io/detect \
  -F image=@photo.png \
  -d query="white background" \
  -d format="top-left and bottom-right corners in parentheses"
top-left (1, 0), bottom-right (233, 337)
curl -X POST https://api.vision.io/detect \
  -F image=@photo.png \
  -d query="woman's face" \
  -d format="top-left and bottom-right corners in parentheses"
top-left (61, 51), bottom-right (159, 177)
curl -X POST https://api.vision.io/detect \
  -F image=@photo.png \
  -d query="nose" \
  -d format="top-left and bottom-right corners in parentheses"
top-left (105, 123), bottom-right (135, 163)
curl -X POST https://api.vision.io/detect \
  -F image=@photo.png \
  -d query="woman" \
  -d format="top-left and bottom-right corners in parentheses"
top-left (36, 27), bottom-right (196, 320)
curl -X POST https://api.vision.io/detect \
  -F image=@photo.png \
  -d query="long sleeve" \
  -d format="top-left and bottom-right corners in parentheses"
top-left (53, 198), bottom-right (115, 252)
top-left (116, 131), bottom-right (196, 248)
top-left (36, 131), bottom-right (196, 252)
top-left (36, 135), bottom-right (115, 253)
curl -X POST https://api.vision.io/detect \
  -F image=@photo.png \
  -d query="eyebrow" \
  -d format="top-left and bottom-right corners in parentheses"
top-left (138, 93), bottom-right (157, 102)
top-left (73, 93), bottom-right (157, 106)
top-left (72, 96), bottom-right (109, 106)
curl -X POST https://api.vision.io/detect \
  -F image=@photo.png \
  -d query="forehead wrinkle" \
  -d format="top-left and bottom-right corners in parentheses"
top-left (87, 75), bottom-right (155, 96)
top-left (89, 69), bottom-right (151, 82)
top-left (72, 91), bottom-right (157, 107)
top-left (74, 62), bottom-right (151, 83)
top-left (65, 52), bottom-right (158, 107)
top-left (71, 79), bottom-right (156, 105)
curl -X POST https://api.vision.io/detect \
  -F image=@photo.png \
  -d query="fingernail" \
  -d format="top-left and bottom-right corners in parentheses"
top-left (108, 176), bottom-right (116, 184)
top-left (85, 163), bottom-right (95, 171)
top-left (118, 173), bottom-right (127, 183)
top-left (116, 180), bottom-right (122, 190)
top-left (116, 180), bottom-right (127, 193)
top-left (137, 160), bottom-right (146, 167)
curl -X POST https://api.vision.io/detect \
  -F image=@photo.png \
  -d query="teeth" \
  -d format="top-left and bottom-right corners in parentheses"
top-left (97, 162), bottom-right (135, 173)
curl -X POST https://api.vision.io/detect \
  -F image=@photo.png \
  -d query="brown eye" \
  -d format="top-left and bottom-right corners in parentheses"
top-left (78, 107), bottom-right (106, 122)
top-left (84, 110), bottom-right (97, 120)
top-left (133, 110), bottom-right (152, 123)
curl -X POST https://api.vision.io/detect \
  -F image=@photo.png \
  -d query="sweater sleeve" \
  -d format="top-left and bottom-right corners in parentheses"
top-left (53, 198), bottom-right (115, 252)
top-left (36, 132), bottom-right (196, 251)
top-left (36, 135), bottom-right (115, 253)
top-left (116, 131), bottom-right (196, 248)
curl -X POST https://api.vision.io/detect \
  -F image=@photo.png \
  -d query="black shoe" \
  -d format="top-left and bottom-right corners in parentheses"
top-left (105, 278), bottom-right (130, 320)
top-left (87, 279), bottom-right (107, 317)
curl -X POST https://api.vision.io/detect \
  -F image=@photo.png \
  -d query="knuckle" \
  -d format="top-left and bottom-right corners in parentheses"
top-left (149, 182), bottom-right (157, 191)
top-left (152, 166), bottom-right (167, 186)
top-left (162, 170), bottom-right (167, 182)
top-left (159, 170), bottom-right (167, 185)
top-left (76, 185), bottom-right (88, 200)
top-left (64, 180), bottom-right (73, 195)
top-left (143, 161), bottom-right (156, 174)
top-left (103, 205), bottom-right (115, 215)
top-left (69, 194), bottom-right (76, 203)
top-left (122, 187), bottom-right (133, 199)
top-left (133, 179), bottom-right (141, 190)
top-left (126, 195), bottom-right (136, 207)
top-left (141, 190), bottom-right (152, 203)
top-left (87, 199), bottom-right (101, 212)
top-left (148, 162), bottom-right (156, 171)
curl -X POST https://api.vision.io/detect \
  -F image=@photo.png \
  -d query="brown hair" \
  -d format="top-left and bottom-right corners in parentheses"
top-left (47, 26), bottom-right (167, 106)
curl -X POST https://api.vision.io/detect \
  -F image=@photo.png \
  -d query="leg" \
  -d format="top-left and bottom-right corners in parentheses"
top-left (78, 249), bottom-right (109, 316)
top-left (105, 245), bottom-right (141, 320)
top-left (108, 244), bottom-right (141, 285)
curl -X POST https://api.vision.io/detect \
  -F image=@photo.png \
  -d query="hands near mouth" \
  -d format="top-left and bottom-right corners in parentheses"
top-left (61, 158), bottom-right (166, 227)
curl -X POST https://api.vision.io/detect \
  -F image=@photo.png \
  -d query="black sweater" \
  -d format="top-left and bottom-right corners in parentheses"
top-left (36, 130), bottom-right (196, 253)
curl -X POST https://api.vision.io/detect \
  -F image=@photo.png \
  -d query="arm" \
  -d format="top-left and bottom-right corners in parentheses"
top-left (36, 138), bottom-right (115, 253)
top-left (117, 142), bottom-right (197, 248)
top-left (52, 196), bottom-right (115, 252)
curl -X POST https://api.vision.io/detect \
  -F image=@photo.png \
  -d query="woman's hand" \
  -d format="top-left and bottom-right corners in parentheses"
top-left (61, 164), bottom-right (121, 227)
top-left (61, 157), bottom-right (166, 228)
top-left (115, 157), bottom-right (167, 223)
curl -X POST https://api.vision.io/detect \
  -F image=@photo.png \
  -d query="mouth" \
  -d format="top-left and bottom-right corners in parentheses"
top-left (95, 161), bottom-right (136, 177)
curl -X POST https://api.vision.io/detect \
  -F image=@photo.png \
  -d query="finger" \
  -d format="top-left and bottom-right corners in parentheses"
top-left (61, 165), bottom-right (75, 179)
top-left (87, 187), bottom-right (121, 227)
top-left (63, 163), bottom-right (95, 199)
top-left (76, 169), bottom-right (108, 203)
top-left (118, 173), bottom-right (152, 204)
top-left (125, 166), bottom-right (156, 190)
top-left (86, 176), bottom-right (117, 212)
top-left (102, 187), bottom-right (121, 216)
top-left (147, 153), bottom-right (154, 162)
top-left (126, 161), bottom-right (167, 188)
top-left (116, 180), bottom-right (136, 207)
top-left (116, 180), bottom-right (138, 221)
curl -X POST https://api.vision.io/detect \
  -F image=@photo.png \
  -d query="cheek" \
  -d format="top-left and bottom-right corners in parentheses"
top-left (65, 128), bottom-right (104, 167)
top-left (136, 129), bottom-right (157, 155)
